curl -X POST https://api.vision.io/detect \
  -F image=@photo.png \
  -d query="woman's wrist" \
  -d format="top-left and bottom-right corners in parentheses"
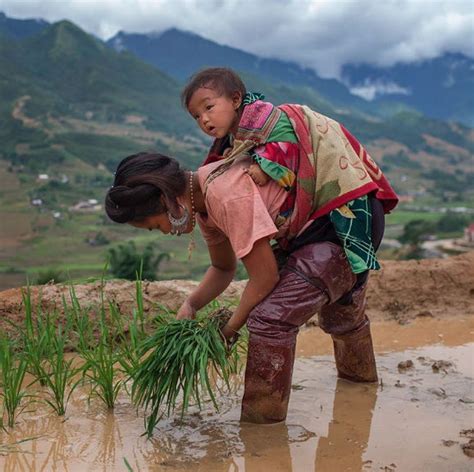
top-left (221, 323), bottom-right (239, 340)
top-left (185, 298), bottom-right (198, 314)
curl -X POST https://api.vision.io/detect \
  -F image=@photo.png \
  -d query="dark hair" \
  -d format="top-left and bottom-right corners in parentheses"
top-left (181, 67), bottom-right (247, 109)
top-left (105, 152), bottom-right (186, 224)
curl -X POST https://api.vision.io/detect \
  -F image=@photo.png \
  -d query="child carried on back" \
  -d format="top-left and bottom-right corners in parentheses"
top-left (181, 67), bottom-right (398, 274)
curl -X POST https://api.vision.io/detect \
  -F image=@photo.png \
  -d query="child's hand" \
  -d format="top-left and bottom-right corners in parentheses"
top-left (246, 163), bottom-right (270, 186)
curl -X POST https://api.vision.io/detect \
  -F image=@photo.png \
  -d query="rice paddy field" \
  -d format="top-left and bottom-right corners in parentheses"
top-left (0, 284), bottom-right (472, 471)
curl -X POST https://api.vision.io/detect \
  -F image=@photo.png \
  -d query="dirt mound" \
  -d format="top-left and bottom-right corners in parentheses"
top-left (0, 253), bottom-right (473, 335)
top-left (365, 252), bottom-right (474, 324)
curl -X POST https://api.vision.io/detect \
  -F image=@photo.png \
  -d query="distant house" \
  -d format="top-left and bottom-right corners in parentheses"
top-left (398, 195), bottom-right (414, 203)
top-left (464, 224), bottom-right (474, 243)
top-left (37, 174), bottom-right (49, 181)
top-left (70, 200), bottom-right (102, 212)
top-left (31, 198), bottom-right (43, 206)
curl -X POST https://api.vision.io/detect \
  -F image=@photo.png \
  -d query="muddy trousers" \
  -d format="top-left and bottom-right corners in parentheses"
top-left (241, 242), bottom-right (378, 424)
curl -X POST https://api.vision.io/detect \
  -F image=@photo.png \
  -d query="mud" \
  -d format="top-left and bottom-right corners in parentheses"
top-left (0, 317), bottom-right (472, 471)
top-left (1, 252), bottom-right (473, 339)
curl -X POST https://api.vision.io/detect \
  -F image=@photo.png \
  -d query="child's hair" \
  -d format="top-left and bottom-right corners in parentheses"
top-left (181, 67), bottom-right (247, 108)
top-left (105, 152), bottom-right (186, 224)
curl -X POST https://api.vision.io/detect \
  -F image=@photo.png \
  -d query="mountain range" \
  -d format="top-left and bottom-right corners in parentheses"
top-left (0, 14), bottom-right (472, 193)
top-left (342, 53), bottom-right (474, 127)
top-left (0, 11), bottom-right (48, 39)
top-left (1, 11), bottom-right (473, 126)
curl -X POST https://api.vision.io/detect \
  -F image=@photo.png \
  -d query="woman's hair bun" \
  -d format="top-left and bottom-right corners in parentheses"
top-left (104, 152), bottom-right (186, 224)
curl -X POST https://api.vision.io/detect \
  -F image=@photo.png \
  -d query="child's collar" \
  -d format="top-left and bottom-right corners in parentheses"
top-left (242, 91), bottom-right (265, 106)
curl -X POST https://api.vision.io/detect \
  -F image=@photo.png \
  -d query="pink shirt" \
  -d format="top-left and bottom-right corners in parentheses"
top-left (196, 156), bottom-right (288, 259)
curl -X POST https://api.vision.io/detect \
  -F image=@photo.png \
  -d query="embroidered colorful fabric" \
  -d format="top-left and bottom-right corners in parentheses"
top-left (249, 110), bottom-right (298, 190)
top-left (250, 139), bottom-right (380, 273)
top-left (251, 142), bottom-right (298, 191)
top-left (329, 196), bottom-right (380, 273)
top-left (202, 99), bottom-right (398, 266)
top-left (242, 91), bottom-right (265, 105)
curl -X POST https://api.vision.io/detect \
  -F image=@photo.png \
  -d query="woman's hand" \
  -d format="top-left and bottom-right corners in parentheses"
top-left (176, 299), bottom-right (197, 320)
top-left (220, 323), bottom-right (237, 339)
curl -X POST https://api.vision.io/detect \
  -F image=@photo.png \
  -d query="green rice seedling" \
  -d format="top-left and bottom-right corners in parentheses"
top-left (79, 314), bottom-right (124, 409)
top-left (110, 302), bottom-right (141, 380)
top-left (36, 325), bottom-right (82, 416)
top-left (131, 308), bottom-right (240, 437)
top-left (123, 457), bottom-right (134, 472)
top-left (20, 287), bottom-right (61, 388)
top-left (0, 337), bottom-right (33, 428)
top-left (80, 337), bottom-right (123, 409)
top-left (65, 285), bottom-right (95, 353)
top-left (134, 267), bottom-right (146, 335)
top-left (111, 274), bottom-right (148, 380)
top-left (76, 280), bottom-right (124, 410)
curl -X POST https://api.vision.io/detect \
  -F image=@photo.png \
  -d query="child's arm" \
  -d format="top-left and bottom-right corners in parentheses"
top-left (246, 163), bottom-right (270, 186)
top-left (250, 142), bottom-right (298, 190)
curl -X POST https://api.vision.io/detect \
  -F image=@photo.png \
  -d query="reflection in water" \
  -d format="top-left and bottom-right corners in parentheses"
top-left (0, 379), bottom-right (379, 472)
top-left (315, 379), bottom-right (378, 471)
top-left (3, 415), bottom-right (73, 472)
top-left (240, 422), bottom-right (292, 472)
top-left (238, 379), bottom-right (377, 472)
top-left (1, 337), bottom-right (472, 471)
top-left (93, 413), bottom-right (124, 471)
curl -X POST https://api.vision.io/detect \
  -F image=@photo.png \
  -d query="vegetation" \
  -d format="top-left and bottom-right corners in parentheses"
top-left (0, 337), bottom-right (31, 428)
top-left (0, 280), bottom-right (243, 435)
top-left (107, 241), bottom-right (170, 280)
top-left (396, 212), bottom-right (472, 259)
top-left (36, 268), bottom-right (64, 285)
top-left (398, 212), bottom-right (471, 246)
top-left (131, 307), bottom-right (241, 437)
top-left (70, 281), bottom-right (134, 409)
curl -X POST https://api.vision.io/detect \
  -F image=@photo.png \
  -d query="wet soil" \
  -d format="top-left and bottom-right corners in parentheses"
top-left (0, 317), bottom-right (472, 471)
top-left (0, 252), bottom-right (473, 339)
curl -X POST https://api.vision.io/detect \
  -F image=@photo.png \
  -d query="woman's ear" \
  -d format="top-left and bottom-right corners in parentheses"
top-left (162, 194), bottom-right (182, 217)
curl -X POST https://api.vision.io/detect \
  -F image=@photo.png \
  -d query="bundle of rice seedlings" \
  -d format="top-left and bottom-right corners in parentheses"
top-left (131, 308), bottom-right (240, 436)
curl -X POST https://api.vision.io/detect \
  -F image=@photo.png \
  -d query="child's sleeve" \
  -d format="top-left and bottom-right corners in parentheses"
top-left (251, 141), bottom-right (298, 191)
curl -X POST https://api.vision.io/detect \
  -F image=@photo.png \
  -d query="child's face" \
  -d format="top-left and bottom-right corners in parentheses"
top-left (187, 87), bottom-right (241, 139)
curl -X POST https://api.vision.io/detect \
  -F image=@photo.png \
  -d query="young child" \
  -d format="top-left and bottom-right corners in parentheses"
top-left (181, 67), bottom-right (398, 276)
top-left (182, 69), bottom-right (296, 190)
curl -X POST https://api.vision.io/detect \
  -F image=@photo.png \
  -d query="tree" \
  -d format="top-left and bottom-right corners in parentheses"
top-left (107, 241), bottom-right (170, 281)
top-left (36, 268), bottom-right (64, 285)
top-left (398, 219), bottom-right (436, 246)
top-left (436, 213), bottom-right (469, 233)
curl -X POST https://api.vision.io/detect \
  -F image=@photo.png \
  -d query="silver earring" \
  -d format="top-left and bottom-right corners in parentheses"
top-left (168, 205), bottom-right (189, 236)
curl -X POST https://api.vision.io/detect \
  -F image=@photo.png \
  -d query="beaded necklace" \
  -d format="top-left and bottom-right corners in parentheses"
top-left (188, 171), bottom-right (196, 260)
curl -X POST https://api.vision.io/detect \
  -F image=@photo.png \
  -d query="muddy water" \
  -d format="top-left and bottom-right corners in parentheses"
top-left (1, 317), bottom-right (473, 471)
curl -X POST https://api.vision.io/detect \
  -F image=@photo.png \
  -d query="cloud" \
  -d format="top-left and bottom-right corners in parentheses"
top-left (349, 79), bottom-right (411, 101)
top-left (1, 0), bottom-right (473, 78)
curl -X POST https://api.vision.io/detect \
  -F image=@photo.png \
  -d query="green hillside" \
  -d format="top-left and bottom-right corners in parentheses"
top-left (0, 20), bottom-right (473, 289)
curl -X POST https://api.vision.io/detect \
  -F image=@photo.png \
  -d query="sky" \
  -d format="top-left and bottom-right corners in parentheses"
top-left (1, 0), bottom-right (473, 79)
